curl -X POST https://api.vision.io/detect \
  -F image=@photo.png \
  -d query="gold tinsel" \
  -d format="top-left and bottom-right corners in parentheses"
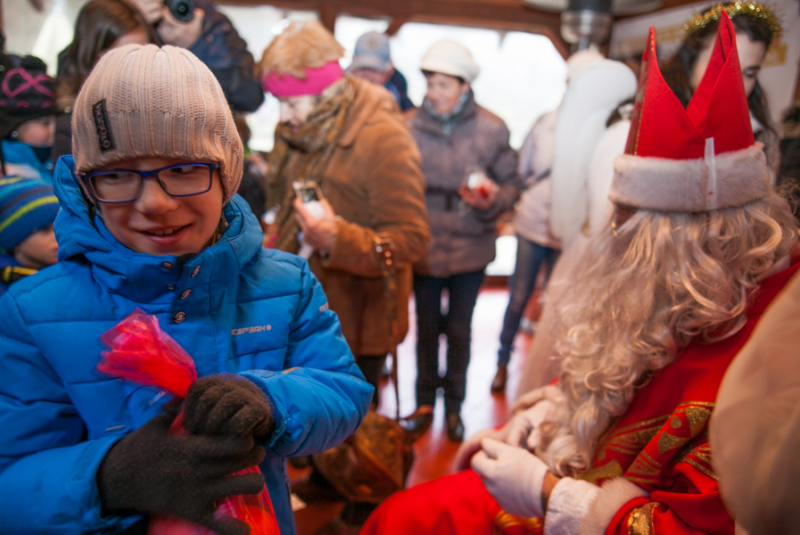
top-left (684, 2), bottom-right (781, 39)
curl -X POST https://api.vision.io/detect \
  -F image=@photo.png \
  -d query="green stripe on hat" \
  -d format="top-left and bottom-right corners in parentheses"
top-left (0, 196), bottom-right (59, 235)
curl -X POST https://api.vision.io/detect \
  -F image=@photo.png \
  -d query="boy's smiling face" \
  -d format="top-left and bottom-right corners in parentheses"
top-left (94, 157), bottom-right (224, 256)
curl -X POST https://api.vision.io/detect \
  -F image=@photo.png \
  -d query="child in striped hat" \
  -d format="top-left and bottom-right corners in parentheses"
top-left (0, 175), bottom-right (59, 295)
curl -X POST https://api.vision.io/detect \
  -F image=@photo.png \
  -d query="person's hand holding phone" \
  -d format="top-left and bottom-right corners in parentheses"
top-left (293, 197), bottom-right (339, 254)
top-left (158, 5), bottom-right (205, 49)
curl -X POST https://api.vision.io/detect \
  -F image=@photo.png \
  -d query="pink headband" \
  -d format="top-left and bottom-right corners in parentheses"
top-left (262, 61), bottom-right (344, 97)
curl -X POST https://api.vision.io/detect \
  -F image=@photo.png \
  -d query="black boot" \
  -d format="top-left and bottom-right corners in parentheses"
top-left (400, 405), bottom-right (434, 441)
top-left (445, 411), bottom-right (464, 442)
top-left (491, 365), bottom-right (508, 393)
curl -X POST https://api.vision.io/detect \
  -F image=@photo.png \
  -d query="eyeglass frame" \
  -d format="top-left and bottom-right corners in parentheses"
top-left (79, 162), bottom-right (220, 204)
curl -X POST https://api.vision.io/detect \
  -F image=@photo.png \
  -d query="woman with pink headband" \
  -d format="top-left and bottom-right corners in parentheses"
top-left (258, 21), bottom-right (430, 405)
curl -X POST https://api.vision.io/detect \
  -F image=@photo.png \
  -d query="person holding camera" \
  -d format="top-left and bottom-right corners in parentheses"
top-left (52, 0), bottom-right (158, 161)
top-left (129, 0), bottom-right (264, 113)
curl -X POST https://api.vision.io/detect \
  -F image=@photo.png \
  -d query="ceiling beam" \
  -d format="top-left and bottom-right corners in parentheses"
top-left (217, 0), bottom-right (712, 58)
top-left (219, 0), bottom-right (570, 57)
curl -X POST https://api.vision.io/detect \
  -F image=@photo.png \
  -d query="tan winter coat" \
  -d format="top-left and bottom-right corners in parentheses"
top-left (407, 95), bottom-right (520, 278)
top-left (282, 80), bottom-right (430, 355)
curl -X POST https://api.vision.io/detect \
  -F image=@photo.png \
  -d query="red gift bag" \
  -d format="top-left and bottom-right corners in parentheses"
top-left (98, 310), bottom-right (280, 535)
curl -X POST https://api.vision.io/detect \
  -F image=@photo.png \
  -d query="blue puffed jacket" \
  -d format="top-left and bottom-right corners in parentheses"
top-left (1, 139), bottom-right (54, 183)
top-left (0, 157), bottom-right (373, 534)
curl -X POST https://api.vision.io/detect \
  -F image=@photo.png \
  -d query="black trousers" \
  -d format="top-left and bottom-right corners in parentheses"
top-left (414, 270), bottom-right (485, 414)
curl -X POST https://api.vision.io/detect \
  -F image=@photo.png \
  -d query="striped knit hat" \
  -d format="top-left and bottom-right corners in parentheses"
top-left (72, 44), bottom-right (243, 205)
top-left (0, 176), bottom-right (59, 254)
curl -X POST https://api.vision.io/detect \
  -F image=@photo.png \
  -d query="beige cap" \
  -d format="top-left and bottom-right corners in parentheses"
top-left (420, 40), bottom-right (479, 83)
top-left (72, 44), bottom-right (243, 204)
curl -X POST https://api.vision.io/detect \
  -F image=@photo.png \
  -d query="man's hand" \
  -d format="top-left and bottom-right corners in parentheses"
top-left (293, 197), bottom-right (339, 254)
top-left (158, 6), bottom-right (205, 49)
top-left (454, 427), bottom-right (510, 471)
top-left (511, 384), bottom-right (562, 415)
top-left (458, 180), bottom-right (498, 211)
top-left (472, 438), bottom-right (553, 518)
top-left (505, 398), bottom-right (558, 451)
top-left (128, 0), bottom-right (162, 23)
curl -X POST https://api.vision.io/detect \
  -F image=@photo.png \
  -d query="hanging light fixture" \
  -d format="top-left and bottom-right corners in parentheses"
top-left (521, 0), bottom-right (663, 49)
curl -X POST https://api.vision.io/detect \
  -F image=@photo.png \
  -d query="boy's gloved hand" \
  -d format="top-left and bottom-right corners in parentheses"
top-left (97, 411), bottom-right (266, 535)
top-left (183, 374), bottom-right (275, 438)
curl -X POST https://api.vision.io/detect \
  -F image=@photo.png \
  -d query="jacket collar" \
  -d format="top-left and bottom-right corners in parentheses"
top-left (52, 156), bottom-right (262, 303)
top-left (336, 77), bottom-right (400, 149)
top-left (412, 90), bottom-right (477, 138)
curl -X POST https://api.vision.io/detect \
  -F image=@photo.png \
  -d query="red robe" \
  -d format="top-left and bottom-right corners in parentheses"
top-left (361, 260), bottom-right (799, 535)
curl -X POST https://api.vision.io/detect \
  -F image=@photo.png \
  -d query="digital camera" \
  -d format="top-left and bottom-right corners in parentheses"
top-left (164, 0), bottom-right (195, 22)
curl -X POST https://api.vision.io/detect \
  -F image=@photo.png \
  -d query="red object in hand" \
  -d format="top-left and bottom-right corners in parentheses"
top-left (98, 310), bottom-right (280, 535)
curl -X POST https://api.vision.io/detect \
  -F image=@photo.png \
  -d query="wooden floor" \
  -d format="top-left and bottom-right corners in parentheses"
top-left (378, 285), bottom-right (533, 486)
top-left (292, 282), bottom-right (537, 533)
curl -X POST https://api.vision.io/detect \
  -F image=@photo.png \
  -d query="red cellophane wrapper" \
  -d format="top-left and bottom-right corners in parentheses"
top-left (98, 309), bottom-right (280, 535)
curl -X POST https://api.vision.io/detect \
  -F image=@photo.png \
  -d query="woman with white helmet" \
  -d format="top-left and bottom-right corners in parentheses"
top-left (406, 40), bottom-right (521, 442)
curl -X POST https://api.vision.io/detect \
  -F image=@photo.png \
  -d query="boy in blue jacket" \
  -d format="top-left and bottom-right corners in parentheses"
top-left (0, 44), bottom-right (372, 535)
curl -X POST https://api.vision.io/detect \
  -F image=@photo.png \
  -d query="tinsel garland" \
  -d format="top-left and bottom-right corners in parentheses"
top-left (684, 2), bottom-right (781, 39)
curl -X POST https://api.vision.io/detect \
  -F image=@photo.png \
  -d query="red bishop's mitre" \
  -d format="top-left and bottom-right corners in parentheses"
top-left (610, 11), bottom-right (769, 212)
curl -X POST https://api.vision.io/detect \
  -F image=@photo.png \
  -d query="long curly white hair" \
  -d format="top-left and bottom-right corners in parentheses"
top-left (542, 192), bottom-right (798, 477)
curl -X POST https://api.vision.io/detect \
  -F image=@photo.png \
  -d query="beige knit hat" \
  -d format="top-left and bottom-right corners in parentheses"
top-left (72, 44), bottom-right (243, 204)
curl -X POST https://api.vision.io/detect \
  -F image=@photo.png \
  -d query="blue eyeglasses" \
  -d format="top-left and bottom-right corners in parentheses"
top-left (80, 162), bottom-right (219, 204)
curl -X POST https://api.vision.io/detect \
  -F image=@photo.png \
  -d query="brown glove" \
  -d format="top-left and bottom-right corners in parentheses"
top-left (97, 411), bottom-right (266, 535)
top-left (183, 373), bottom-right (275, 438)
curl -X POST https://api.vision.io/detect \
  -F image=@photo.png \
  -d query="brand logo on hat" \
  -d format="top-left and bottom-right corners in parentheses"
top-left (92, 99), bottom-right (115, 152)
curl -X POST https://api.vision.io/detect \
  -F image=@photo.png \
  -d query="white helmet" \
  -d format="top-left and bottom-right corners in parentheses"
top-left (420, 40), bottom-right (479, 83)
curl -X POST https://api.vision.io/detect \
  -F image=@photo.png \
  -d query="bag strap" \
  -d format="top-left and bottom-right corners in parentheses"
top-left (373, 233), bottom-right (400, 421)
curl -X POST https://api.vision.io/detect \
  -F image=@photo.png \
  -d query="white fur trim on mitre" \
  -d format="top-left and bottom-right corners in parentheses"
top-left (578, 477), bottom-right (649, 535)
top-left (609, 143), bottom-right (769, 212)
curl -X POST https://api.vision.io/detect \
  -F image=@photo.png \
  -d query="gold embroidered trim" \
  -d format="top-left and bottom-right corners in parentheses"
top-left (682, 444), bottom-right (719, 481)
top-left (584, 402), bottom-right (716, 485)
top-left (627, 502), bottom-right (659, 535)
top-left (684, 458), bottom-right (720, 481)
top-left (626, 451), bottom-right (664, 485)
top-left (493, 511), bottom-right (543, 533)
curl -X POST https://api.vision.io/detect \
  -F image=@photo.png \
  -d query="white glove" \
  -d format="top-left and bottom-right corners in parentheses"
top-left (454, 427), bottom-right (509, 471)
top-left (506, 398), bottom-right (558, 451)
top-left (472, 438), bottom-right (549, 518)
